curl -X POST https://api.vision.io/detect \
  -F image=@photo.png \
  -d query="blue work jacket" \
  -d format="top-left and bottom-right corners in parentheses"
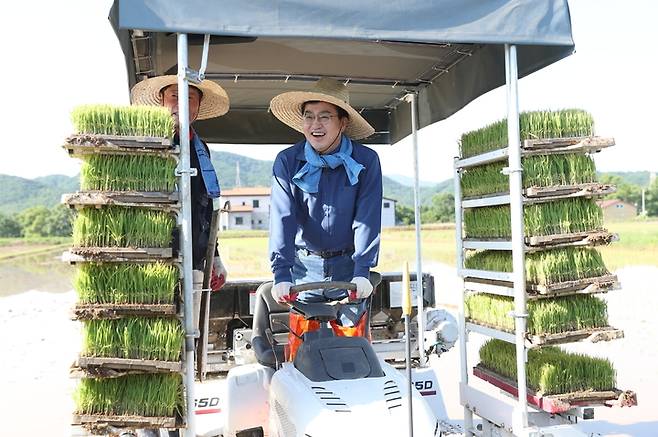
top-left (269, 139), bottom-right (383, 283)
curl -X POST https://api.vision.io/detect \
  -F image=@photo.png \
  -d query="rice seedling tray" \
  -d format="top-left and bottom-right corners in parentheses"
top-left (456, 136), bottom-right (614, 169)
top-left (63, 191), bottom-right (179, 209)
top-left (472, 364), bottom-right (636, 414)
top-left (74, 356), bottom-right (183, 374)
top-left (463, 273), bottom-right (619, 299)
top-left (72, 413), bottom-right (182, 431)
top-left (466, 321), bottom-right (624, 347)
top-left (63, 247), bottom-right (174, 263)
top-left (64, 134), bottom-right (178, 157)
top-left (72, 303), bottom-right (178, 320)
top-left (462, 183), bottom-right (615, 208)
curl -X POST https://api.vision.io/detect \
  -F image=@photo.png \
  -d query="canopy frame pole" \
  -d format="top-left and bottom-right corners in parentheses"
top-left (177, 33), bottom-right (197, 437)
top-left (405, 92), bottom-right (426, 365)
top-left (505, 43), bottom-right (529, 433)
top-left (453, 160), bottom-right (474, 435)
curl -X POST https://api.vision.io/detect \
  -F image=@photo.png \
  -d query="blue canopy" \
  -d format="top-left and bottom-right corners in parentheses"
top-left (110, 0), bottom-right (574, 144)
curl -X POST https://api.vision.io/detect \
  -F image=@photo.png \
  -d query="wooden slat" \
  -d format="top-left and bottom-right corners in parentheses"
top-left (63, 247), bottom-right (174, 263)
top-left (63, 134), bottom-right (177, 158)
top-left (72, 304), bottom-right (178, 320)
top-left (524, 182), bottom-right (615, 199)
top-left (461, 183), bottom-right (615, 206)
top-left (73, 357), bottom-right (183, 374)
top-left (457, 137), bottom-right (615, 164)
top-left (472, 365), bottom-right (636, 414)
top-left (72, 414), bottom-right (179, 430)
top-left (522, 136), bottom-right (615, 153)
top-left (527, 326), bottom-right (624, 346)
top-left (465, 319), bottom-right (624, 347)
top-left (463, 231), bottom-right (618, 252)
top-left (528, 274), bottom-right (619, 296)
top-left (65, 133), bottom-right (172, 148)
top-left (465, 274), bottom-right (619, 299)
top-left (62, 191), bottom-right (179, 209)
top-left (525, 230), bottom-right (618, 247)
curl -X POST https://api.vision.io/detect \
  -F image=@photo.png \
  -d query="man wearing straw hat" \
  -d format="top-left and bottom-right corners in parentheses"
top-left (268, 78), bottom-right (383, 330)
top-left (131, 76), bottom-right (229, 291)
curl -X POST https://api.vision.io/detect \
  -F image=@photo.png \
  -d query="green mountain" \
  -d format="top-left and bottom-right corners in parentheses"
top-left (382, 177), bottom-right (453, 206)
top-left (0, 174), bottom-right (78, 215)
top-left (211, 151), bottom-right (272, 189)
top-left (598, 171), bottom-right (653, 187)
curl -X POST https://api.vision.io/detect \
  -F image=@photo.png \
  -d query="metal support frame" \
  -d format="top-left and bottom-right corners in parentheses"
top-left (453, 160), bottom-right (474, 436)
top-left (177, 33), bottom-right (196, 437)
top-left (505, 43), bottom-right (529, 434)
top-left (454, 44), bottom-right (531, 437)
top-left (407, 92), bottom-right (426, 365)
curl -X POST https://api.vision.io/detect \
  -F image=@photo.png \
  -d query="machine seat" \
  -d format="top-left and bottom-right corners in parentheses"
top-left (251, 281), bottom-right (288, 367)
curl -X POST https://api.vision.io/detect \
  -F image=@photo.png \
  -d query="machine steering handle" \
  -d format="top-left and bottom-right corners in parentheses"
top-left (289, 281), bottom-right (356, 293)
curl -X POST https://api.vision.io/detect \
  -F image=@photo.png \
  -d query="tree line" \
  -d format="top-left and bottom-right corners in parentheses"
top-left (0, 205), bottom-right (73, 238)
top-left (2, 176), bottom-right (657, 236)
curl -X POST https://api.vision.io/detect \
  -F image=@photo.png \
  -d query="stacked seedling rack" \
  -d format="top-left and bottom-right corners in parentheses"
top-left (62, 105), bottom-right (187, 433)
top-left (453, 109), bottom-right (636, 435)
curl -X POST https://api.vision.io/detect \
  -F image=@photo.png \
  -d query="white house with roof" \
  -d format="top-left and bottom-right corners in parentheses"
top-left (381, 196), bottom-right (397, 228)
top-left (220, 186), bottom-right (398, 230)
top-left (220, 187), bottom-right (271, 231)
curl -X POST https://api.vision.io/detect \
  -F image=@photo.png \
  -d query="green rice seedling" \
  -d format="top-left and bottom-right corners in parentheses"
top-left (466, 293), bottom-right (608, 335)
top-left (81, 318), bottom-right (183, 361)
top-left (460, 109), bottom-right (595, 158)
top-left (72, 207), bottom-right (175, 248)
top-left (74, 263), bottom-right (178, 305)
top-left (463, 198), bottom-right (603, 239)
top-left (80, 154), bottom-right (177, 192)
top-left (71, 105), bottom-right (175, 138)
top-left (479, 339), bottom-right (616, 395)
top-left (465, 247), bottom-right (608, 285)
top-left (74, 373), bottom-right (183, 417)
top-left (460, 154), bottom-right (597, 198)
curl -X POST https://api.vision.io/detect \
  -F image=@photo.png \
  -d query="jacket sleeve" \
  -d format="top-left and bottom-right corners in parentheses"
top-left (269, 152), bottom-right (297, 284)
top-left (352, 151), bottom-right (383, 278)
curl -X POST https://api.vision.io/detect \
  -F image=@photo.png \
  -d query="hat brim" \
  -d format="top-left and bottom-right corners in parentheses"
top-left (270, 91), bottom-right (375, 140)
top-left (130, 75), bottom-right (229, 120)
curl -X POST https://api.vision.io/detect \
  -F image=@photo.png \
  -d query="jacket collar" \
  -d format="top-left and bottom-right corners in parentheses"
top-left (294, 138), bottom-right (360, 161)
top-left (294, 140), bottom-right (306, 161)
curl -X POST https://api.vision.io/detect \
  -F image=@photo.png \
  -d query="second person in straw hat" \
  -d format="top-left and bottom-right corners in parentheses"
top-left (131, 75), bottom-right (229, 292)
top-left (268, 78), bottom-right (383, 330)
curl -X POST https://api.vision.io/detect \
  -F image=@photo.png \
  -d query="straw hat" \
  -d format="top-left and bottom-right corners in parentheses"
top-left (130, 75), bottom-right (229, 120)
top-left (270, 78), bottom-right (374, 140)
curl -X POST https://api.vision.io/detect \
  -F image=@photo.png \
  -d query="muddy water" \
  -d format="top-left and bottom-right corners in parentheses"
top-left (0, 252), bottom-right (74, 297)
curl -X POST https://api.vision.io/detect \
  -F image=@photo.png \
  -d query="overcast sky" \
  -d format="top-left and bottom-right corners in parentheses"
top-left (3, 0), bottom-right (657, 183)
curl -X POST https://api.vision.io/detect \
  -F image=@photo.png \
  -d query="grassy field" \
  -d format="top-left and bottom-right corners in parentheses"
top-left (219, 220), bottom-right (658, 279)
top-left (600, 219), bottom-right (658, 270)
top-left (0, 237), bottom-right (72, 261)
top-left (2, 220), bottom-right (656, 277)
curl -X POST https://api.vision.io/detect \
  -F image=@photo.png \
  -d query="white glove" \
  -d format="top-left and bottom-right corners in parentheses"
top-left (213, 254), bottom-right (228, 281)
top-left (272, 281), bottom-right (293, 303)
top-left (351, 276), bottom-right (373, 299)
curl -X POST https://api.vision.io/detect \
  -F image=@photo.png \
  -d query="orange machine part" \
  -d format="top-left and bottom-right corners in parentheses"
top-left (285, 311), bottom-right (369, 361)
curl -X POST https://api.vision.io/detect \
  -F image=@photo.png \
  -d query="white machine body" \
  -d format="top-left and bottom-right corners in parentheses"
top-left (221, 360), bottom-right (440, 437)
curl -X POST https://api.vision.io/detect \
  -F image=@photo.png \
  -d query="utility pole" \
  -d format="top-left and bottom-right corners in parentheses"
top-left (235, 161), bottom-right (242, 187)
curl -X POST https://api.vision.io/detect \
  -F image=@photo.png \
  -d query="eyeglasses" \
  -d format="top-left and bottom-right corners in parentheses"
top-left (302, 113), bottom-right (338, 125)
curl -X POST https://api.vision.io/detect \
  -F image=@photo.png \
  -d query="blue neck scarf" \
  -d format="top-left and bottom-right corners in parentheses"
top-left (292, 135), bottom-right (365, 194)
top-left (191, 132), bottom-right (221, 198)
